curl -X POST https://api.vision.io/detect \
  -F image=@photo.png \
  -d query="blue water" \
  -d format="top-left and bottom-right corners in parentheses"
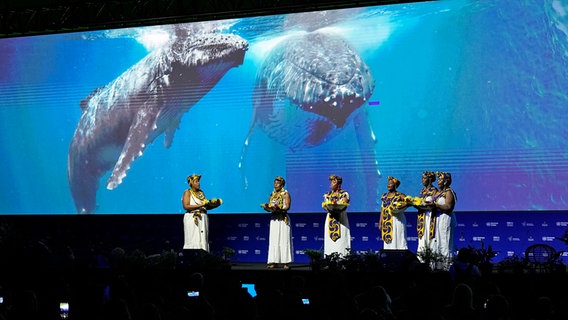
top-left (0, 0), bottom-right (567, 214)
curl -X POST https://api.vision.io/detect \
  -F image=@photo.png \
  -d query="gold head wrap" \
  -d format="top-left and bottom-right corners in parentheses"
top-left (422, 171), bottom-right (435, 181)
top-left (436, 171), bottom-right (452, 186)
top-left (274, 176), bottom-right (286, 187)
top-left (329, 174), bottom-right (342, 185)
top-left (387, 176), bottom-right (400, 188)
top-left (187, 174), bottom-right (201, 184)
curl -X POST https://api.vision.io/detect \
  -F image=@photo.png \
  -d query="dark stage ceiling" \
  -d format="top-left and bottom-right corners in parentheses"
top-left (0, 0), bottom-right (423, 38)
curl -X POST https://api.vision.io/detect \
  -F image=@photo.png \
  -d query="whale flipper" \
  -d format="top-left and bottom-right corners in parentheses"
top-left (106, 108), bottom-right (157, 190)
top-left (68, 28), bottom-right (248, 214)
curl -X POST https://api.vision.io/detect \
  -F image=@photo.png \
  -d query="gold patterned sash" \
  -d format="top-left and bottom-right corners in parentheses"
top-left (193, 213), bottom-right (199, 225)
top-left (417, 212), bottom-right (426, 239)
top-left (381, 192), bottom-right (398, 244)
top-left (381, 208), bottom-right (393, 244)
top-left (190, 189), bottom-right (206, 225)
top-left (381, 192), bottom-right (414, 244)
top-left (328, 214), bottom-right (341, 241)
top-left (323, 189), bottom-right (348, 242)
top-left (428, 215), bottom-right (436, 239)
top-left (417, 212), bottom-right (437, 240)
top-left (269, 189), bottom-right (289, 225)
top-left (192, 211), bottom-right (202, 225)
top-left (417, 186), bottom-right (438, 239)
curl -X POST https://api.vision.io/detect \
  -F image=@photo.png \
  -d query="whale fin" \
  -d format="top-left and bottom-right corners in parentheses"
top-left (68, 30), bottom-right (248, 213)
top-left (106, 100), bottom-right (159, 190)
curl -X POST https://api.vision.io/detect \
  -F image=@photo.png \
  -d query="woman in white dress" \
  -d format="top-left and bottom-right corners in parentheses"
top-left (380, 176), bottom-right (410, 250)
top-left (322, 174), bottom-right (351, 256)
top-left (433, 171), bottom-right (457, 270)
top-left (415, 171), bottom-right (438, 260)
top-left (262, 176), bottom-right (293, 269)
top-left (182, 174), bottom-right (211, 252)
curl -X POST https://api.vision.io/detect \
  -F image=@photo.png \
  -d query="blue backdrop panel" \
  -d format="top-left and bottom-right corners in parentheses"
top-left (210, 211), bottom-right (568, 264)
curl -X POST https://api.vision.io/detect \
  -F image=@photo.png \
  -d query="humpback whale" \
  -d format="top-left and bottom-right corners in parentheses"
top-left (68, 27), bottom-right (248, 214)
top-left (238, 30), bottom-right (380, 192)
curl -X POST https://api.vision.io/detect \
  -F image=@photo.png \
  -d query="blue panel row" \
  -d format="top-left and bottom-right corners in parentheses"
top-left (209, 211), bottom-right (568, 264)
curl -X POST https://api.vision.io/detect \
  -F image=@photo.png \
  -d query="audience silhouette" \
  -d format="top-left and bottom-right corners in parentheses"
top-left (449, 247), bottom-right (482, 288)
top-left (1, 219), bottom-right (568, 320)
top-left (442, 283), bottom-right (481, 320)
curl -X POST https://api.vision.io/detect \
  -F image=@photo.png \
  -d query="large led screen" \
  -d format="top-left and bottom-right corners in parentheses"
top-left (1, 0), bottom-right (567, 214)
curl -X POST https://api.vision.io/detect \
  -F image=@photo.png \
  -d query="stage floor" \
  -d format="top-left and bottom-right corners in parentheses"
top-left (230, 262), bottom-right (311, 271)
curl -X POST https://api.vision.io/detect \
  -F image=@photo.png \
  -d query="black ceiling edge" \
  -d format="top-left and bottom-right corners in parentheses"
top-left (0, 0), bottom-right (429, 38)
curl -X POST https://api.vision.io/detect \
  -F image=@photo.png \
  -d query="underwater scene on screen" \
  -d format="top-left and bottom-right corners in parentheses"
top-left (0, 0), bottom-right (567, 214)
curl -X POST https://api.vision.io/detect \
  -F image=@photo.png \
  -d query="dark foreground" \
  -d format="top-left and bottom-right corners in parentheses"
top-left (0, 256), bottom-right (567, 320)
